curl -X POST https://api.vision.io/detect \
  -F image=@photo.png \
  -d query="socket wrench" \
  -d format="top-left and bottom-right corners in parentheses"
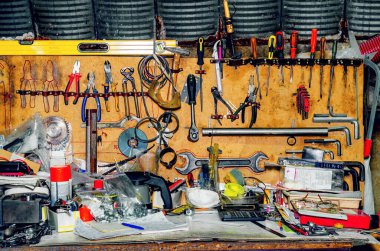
top-left (187, 74), bottom-right (199, 142)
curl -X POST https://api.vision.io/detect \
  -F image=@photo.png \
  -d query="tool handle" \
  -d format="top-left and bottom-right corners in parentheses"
top-left (172, 53), bottom-right (181, 87)
top-left (310, 29), bottom-right (318, 54)
top-left (250, 37), bottom-right (258, 59)
top-left (223, 0), bottom-right (234, 34)
top-left (268, 35), bottom-right (276, 60)
top-left (187, 74), bottom-right (197, 104)
top-left (332, 40), bottom-right (338, 60)
top-left (276, 31), bottom-right (284, 59)
top-left (290, 31), bottom-right (298, 59)
top-left (320, 37), bottom-right (326, 59)
top-left (197, 37), bottom-right (204, 66)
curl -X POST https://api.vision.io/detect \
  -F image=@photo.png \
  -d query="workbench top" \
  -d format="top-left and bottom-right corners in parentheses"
top-left (30, 211), bottom-right (377, 250)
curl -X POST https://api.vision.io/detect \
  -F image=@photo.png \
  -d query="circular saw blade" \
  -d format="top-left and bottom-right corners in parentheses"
top-left (43, 116), bottom-right (70, 151)
top-left (118, 128), bottom-right (148, 158)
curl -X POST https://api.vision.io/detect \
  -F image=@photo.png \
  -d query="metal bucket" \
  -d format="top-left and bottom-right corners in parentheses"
top-left (158, 0), bottom-right (218, 41)
top-left (229, 0), bottom-right (279, 38)
top-left (283, 0), bottom-right (342, 38)
top-left (94, 0), bottom-right (154, 39)
top-left (0, 0), bottom-right (33, 38)
top-left (31, 0), bottom-right (95, 39)
top-left (348, 0), bottom-right (380, 36)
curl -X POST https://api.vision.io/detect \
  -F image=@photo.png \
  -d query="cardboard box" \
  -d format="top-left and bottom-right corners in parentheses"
top-left (48, 210), bottom-right (80, 233)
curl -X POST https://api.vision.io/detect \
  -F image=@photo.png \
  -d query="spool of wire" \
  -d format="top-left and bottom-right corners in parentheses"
top-left (138, 55), bottom-right (172, 89)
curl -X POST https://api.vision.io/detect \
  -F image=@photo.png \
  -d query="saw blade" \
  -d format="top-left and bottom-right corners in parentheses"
top-left (118, 128), bottom-right (148, 158)
top-left (43, 116), bottom-right (70, 151)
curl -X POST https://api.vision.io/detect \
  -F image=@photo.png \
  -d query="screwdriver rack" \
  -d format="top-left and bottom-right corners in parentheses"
top-left (210, 58), bottom-right (363, 67)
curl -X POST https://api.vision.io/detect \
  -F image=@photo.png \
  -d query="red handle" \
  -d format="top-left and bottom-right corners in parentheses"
top-left (310, 29), bottom-right (318, 54)
top-left (364, 139), bottom-right (372, 158)
top-left (290, 31), bottom-right (298, 59)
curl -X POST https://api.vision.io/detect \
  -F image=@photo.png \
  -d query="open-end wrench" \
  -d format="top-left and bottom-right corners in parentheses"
top-left (80, 116), bottom-right (140, 129)
top-left (187, 74), bottom-right (199, 142)
top-left (175, 151), bottom-right (268, 175)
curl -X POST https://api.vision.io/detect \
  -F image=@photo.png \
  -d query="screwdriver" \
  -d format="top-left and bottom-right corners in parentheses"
top-left (250, 37), bottom-right (261, 99)
top-left (276, 31), bottom-right (285, 85)
top-left (308, 28), bottom-right (318, 88)
top-left (327, 40), bottom-right (338, 109)
top-left (266, 35), bottom-right (276, 96)
top-left (290, 31), bottom-right (298, 84)
top-left (197, 37), bottom-right (204, 112)
top-left (319, 37), bottom-right (326, 99)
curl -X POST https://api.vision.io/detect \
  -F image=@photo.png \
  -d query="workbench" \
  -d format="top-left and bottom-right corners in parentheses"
top-left (29, 211), bottom-right (376, 250)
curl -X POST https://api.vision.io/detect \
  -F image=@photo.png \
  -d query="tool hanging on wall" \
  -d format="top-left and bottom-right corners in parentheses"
top-left (20, 60), bottom-right (37, 108)
top-left (319, 37), bottom-right (326, 99)
top-left (211, 86), bottom-right (236, 125)
top-left (296, 85), bottom-right (310, 120)
top-left (276, 31), bottom-right (285, 85)
top-left (64, 60), bottom-right (81, 105)
top-left (81, 73), bottom-right (101, 122)
top-left (208, 143), bottom-right (220, 191)
top-left (213, 41), bottom-right (223, 95)
top-left (196, 37), bottom-right (205, 111)
top-left (250, 37), bottom-right (261, 99)
top-left (232, 75), bottom-right (260, 128)
top-left (266, 35), bottom-right (276, 96)
top-left (327, 40), bottom-right (338, 110)
top-left (118, 128), bottom-right (148, 158)
top-left (121, 67), bottom-right (140, 118)
top-left (222, 0), bottom-right (241, 60)
top-left (187, 74), bottom-right (199, 142)
top-left (134, 111), bottom-right (179, 169)
top-left (290, 31), bottom-right (298, 85)
top-left (104, 60), bottom-right (119, 112)
top-left (86, 109), bottom-right (98, 174)
top-left (308, 29), bottom-right (318, 88)
top-left (139, 55), bottom-right (181, 110)
top-left (42, 60), bottom-right (59, 113)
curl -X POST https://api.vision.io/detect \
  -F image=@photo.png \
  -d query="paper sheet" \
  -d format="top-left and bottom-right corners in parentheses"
top-left (74, 212), bottom-right (188, 240)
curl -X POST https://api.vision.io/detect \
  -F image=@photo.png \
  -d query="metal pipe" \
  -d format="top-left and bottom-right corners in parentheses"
top-left (202, 127), bottom-right (351, 146)
top-left (313, 116), bottom-right (360, 140)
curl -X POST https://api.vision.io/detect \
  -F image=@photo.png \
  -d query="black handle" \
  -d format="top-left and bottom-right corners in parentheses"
top-left (187, 74), bottom-right (197, 104)
top-left (144, 173), bottom-right (173, 209)
top-left (197, 37), bottom-right (204, 66)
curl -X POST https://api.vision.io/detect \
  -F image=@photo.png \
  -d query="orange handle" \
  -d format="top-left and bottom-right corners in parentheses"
top-left (290, 31), bottom-right (298, 59)
top-left (310, 29), bottom-right (318, 54)
top-left (250, 37), bottom-right (257, 59)
top-left (320, 37), bottom-right (326, 59)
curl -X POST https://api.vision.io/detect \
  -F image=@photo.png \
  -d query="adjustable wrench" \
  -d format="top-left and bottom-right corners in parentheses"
top-left (175, 151), bottom-right (268, 175)
top-left (187, 74), bottom-right (199, 142)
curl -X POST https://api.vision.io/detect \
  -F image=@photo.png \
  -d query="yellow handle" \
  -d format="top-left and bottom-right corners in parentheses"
top-left (268, 35), bottom-right (277, 60)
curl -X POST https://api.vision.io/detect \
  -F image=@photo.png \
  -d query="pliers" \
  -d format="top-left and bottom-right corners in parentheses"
top-left (232, 75), bottom-right (260, 128)
top-left (120, 67), bottom-right (140, 118)
top-left (211, 86), bottom-right (235, 125)
top-left (103, 60), bottom-right (119, 112)
top-left (81, 72), bottom-right (101, 122)
top-left (64, 60), bottom-right (81, 105)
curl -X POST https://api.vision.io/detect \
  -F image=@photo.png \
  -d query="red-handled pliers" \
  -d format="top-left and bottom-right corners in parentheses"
top-left (64, 60), bottom-right (81, 105)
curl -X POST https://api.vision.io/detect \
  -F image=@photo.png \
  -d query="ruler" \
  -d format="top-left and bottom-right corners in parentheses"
top-left (0, 40), bottom-right (177, 56)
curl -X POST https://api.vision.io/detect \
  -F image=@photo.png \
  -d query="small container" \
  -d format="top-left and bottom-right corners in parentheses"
top-left (50, 165), bottom-right (72, 205)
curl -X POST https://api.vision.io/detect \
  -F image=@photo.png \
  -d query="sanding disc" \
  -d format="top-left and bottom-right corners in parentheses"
top-left (118, 128), bottom-right (148, 157)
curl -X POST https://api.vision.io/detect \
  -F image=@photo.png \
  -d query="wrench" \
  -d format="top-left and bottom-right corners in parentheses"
top-left (80, 116), bottom-right (140, 129)
top-left (175, 151), bottom-right (268, 175)
top-left (187, 74), bottom-right (199, 142)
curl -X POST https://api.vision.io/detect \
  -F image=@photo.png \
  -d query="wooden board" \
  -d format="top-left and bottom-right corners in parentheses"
top-left (0, 55), bottom-right (364, 189)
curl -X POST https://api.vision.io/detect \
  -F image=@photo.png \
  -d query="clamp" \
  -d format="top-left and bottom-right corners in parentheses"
top-left (121, 67), bottom-right (140, 118)
top-left (81, 72), bottom-right (101, 122)
top-left (64, 60), bottom-right (81, 105)
top-left (211, 86), bottom-right (236, 125)
top-left (232, 75), bottom-right (260, 128)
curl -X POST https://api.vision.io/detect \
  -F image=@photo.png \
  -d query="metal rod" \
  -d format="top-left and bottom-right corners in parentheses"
top-left (86, 109), bottom-right (98, 174)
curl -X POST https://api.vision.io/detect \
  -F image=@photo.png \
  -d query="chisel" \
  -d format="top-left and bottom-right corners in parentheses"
top-left (290, 31), bottom-right (298, 84)
top-left (266, 35), bottom-right (276, 96)
top-left (250, 37), bottom-right (261, 99)
top-left (197, 37), bottom-right (204, 112)
top-left (308, 29), bottom-right (318, 88)
top-left (319, 37), bottom-right (326, 99)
